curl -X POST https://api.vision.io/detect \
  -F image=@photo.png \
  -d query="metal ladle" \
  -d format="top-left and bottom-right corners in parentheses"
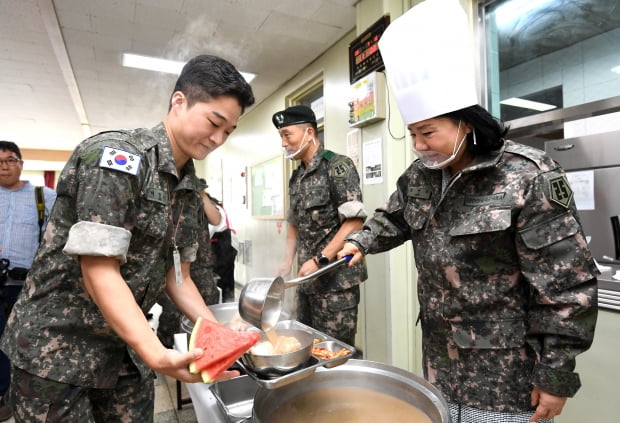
top-left (238, 255), bottom-right (353, 331)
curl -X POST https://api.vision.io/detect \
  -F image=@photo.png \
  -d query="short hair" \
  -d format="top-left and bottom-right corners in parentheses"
top-left (170, 55), bottom-right (255, 113)
top-left (440, 105), bottom-right (509, 154)
top-left (0, 141), bottom-right (21, 159)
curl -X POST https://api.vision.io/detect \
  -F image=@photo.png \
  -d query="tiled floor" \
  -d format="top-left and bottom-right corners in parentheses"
top-left (154, 373), bottom-right (199, 423)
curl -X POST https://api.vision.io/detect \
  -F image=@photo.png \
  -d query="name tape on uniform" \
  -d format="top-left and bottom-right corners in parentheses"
top-left (99, 146), bottom-right (142, 175)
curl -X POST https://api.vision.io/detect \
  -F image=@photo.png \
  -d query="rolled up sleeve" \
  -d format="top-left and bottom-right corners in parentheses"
top-left (63, 221), bottom-right (132, 264)
top-left (338, 200), bottom-right (367, 221)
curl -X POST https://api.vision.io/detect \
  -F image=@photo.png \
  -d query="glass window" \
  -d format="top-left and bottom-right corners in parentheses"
top-left (482, 0), bottom-right (620, 127)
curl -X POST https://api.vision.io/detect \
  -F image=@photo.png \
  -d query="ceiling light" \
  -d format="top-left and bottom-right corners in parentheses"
top-left (241, 72), bottom-right (256, 83)
top-left (121, 53), bottom-right (255, 83)
top-left (612, 66), bottom-right (620, 74)
top-left (500, 97), bottom-right (556, 111)
top-left (122, 53), bottom-right (184, 74)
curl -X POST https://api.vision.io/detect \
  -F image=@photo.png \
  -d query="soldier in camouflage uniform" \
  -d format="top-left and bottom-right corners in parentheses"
top-left (0, 55), bottom-right (254, 422)
top-left (341, 108), bottom-right (598, 421)
top-left (339, 2), bottom-right (598, 421)
top-left (273, 105), bottom-right (367, 347)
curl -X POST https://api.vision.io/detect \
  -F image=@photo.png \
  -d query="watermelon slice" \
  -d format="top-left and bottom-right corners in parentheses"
top-left (188, 317), bottom-right (260, 383)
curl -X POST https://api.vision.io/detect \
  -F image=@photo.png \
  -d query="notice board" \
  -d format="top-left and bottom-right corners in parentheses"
top-left (249, 154), bottom-right (285, 219)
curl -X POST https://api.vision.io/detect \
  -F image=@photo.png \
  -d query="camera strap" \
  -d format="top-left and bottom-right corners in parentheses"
top-left (35, 186), bottom-right (45, 242)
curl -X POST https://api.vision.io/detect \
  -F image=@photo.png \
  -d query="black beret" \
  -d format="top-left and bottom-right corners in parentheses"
top-left (272, 105), bottom-right (317, 129)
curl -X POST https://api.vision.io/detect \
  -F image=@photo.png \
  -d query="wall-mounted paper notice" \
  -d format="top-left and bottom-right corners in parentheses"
top-left (566, 170), bottom-right (594, 210)
top-left (363, 138), bottom-right (383, 185)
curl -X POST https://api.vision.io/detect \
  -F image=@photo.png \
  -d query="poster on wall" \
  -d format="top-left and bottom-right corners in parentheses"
top-left (362, 138), bottom-right (383, 185)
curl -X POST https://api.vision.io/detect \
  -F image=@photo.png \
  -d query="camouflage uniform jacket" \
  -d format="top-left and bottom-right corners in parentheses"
top-left (288, 144), bottom-right (367, 293)
top-left (346, 140), bottom-right (598, 412)
top-left (0, 123), bottom-right (203, 388)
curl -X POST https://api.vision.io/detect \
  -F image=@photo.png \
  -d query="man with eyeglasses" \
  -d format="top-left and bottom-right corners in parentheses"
top-left (0, 141), bottom-right (57, 421)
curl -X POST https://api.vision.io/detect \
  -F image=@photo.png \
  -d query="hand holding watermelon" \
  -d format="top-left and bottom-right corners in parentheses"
top-left (188, 316), bottom-right (260, 383)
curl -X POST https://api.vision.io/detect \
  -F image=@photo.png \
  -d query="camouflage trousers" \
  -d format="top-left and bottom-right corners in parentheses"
top-left (9, 365), bottom-right (154, 423)
top-left (296, 285), bottom-right (360, 347)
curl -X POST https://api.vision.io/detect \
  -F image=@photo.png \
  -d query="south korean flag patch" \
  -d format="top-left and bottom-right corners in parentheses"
top-left (99, 146), bottom-right (141, 175)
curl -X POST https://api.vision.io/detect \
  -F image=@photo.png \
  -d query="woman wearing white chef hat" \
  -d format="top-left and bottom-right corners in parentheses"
top-left (338, 0), bottom-right (599, 422)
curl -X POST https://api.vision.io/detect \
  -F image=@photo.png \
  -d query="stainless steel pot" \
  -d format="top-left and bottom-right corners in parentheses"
top-left (241, 327), bottom-right (315, 376)
top-left (238, 255), bottom-right (352, 330)
top-left (237, 277), bottom-right (284, 331)
top-left (252, 359), bottom-right (450, 423)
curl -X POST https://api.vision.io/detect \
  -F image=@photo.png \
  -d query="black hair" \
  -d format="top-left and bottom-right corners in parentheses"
top-left (170, 55), bottom-right (255, 113)
top-left (0, 141), bottom-right (21, 159)
top-left (440, 105), bottom-right (509, 154)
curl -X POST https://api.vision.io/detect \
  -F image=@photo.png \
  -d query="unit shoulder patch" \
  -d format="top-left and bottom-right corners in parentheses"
top-left (548, 175), bottom-right (573, 208)
top-left (329, 156), bottom-right (352, 179)
top-left (99, 146), bottom-right (142, 175)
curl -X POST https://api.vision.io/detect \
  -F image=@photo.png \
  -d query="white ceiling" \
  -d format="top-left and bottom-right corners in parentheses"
top-left (0, 0), bottom-right (357, 153)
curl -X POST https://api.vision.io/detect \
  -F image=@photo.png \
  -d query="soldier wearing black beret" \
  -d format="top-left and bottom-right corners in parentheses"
top-left (273, 105), bottom-right (368, 348)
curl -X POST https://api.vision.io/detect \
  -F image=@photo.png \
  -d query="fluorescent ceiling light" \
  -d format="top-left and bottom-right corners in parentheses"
top-left (612, 66), bottom-right (620, 74)
top-left (500, 97), bottom-right (556, 111)
top-left (121, 53), bottom-right (255, 83)
top-left (122, 53), bottom-right (184, 74)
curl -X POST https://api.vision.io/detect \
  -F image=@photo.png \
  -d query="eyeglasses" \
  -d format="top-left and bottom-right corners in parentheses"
top-left (0, 157), bottom-right (22, 167)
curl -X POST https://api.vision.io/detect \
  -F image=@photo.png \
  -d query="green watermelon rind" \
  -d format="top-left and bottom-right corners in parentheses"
top-left (187, 317), bottom-right (203, 374)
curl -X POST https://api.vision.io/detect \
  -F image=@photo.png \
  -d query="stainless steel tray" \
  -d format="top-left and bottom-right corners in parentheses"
top-left (236, 320), bottom-right (355, 390)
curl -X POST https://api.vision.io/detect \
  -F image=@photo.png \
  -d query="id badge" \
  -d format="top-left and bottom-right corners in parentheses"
top-left (173, 246), bottom-right (182, 286)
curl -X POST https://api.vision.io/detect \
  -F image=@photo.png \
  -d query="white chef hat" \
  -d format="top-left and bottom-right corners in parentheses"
top-left (378, 0), bottom-right (479, 125)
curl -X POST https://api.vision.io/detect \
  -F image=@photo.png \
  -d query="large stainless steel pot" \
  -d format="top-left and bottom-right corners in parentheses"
top-left (252, 359), bottom-right (450, 423)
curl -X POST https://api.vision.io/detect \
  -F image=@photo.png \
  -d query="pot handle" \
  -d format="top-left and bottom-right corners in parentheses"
top-left (284, 255), bottom-right (353, 288)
